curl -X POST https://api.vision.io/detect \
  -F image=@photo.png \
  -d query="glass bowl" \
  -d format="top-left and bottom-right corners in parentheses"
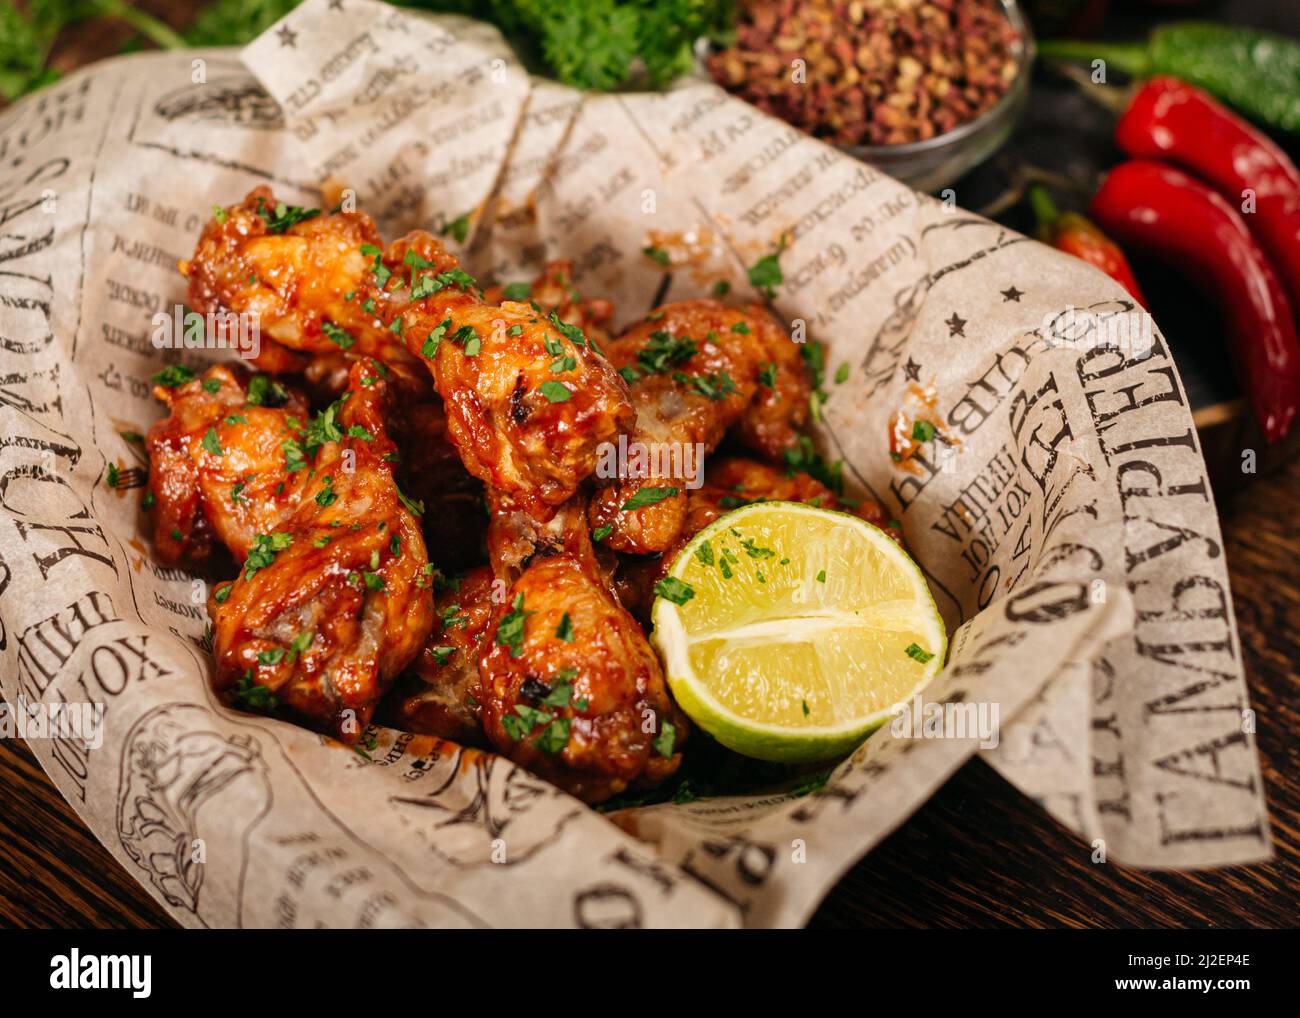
top-left (700, 0), bottom-right (1036, 195)
top-left (836, 0), bottom-right (1036, 193)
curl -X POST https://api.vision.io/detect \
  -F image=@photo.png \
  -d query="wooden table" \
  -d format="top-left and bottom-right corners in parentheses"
top-left (2, 2), bottom-right (1298, 930)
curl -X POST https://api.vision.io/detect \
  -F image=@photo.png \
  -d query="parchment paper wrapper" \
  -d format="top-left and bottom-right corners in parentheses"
top-left (0, 0), bottom-right (1270, 928)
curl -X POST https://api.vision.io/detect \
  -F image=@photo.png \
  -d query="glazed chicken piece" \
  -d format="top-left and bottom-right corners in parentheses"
top-left (592, 300), bottom-right (811, 556)
top-left (145, 363), bottom-right (310, 569)
top-left (477, 504), bottom-right (685, 804)
top-left (209, 360), bottom-right (433, 740)
top-left (182, 186), bottom-right (427, 393)
top-left (613, 456), bottom-right (901, 623)
top-left (483, 259), bottom-right (616, 352)
top-left (395, 239), bottom-right (635, 518)
top-left (589, 300), bottom-right (810, 554)
top-left (380, 564), bottom-right (495, 746)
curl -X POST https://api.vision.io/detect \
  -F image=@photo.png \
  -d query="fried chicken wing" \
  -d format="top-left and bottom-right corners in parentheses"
top-left (589, 300), bottom-right (809, 554)
top-left (209, 360), bottom-right (433, 739)
top-left (145, 364), bottom-right (310, 568)
top-left (396, 244), bottom-right (635, 517)
top-left (483, 260), bottom-right (616, 351)
top-left (182, 187), bottom-right (427, 392)
top-left (380, 564), bottom-right (495, 746)
top-left (478, 536), bottom-right (685, 804)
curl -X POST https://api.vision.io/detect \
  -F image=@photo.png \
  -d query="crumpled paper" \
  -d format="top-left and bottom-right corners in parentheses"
top-left (0, 0), bottom-right (1269, 928)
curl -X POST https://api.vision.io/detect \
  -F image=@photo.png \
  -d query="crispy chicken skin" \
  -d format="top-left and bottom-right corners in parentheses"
top-left (483, 260), bottom-right (616, 352)
top-left (208, 360), bottom-right (433, 740)
top-left (145, 363), bottom-right (310, 568)
top-left (397, 247), bottom-right (635, 517)
top-left (182, 187), bottom-right (427, 389)
top-left (380, 564), bottom-right (494, 746)
top-left (589, 300), bottom-right (810, 554)
top-left (478, 537), bottom-right (685, 805)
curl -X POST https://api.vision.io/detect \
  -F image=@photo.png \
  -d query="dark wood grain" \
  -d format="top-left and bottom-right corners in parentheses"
top-left (2, 1), bottom-right (1298, 931)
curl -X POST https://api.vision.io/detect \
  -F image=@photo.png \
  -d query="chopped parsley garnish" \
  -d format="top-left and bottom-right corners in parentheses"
top-left (283, 437), bottom-right (310, 472)
top-left (315, 476), bottom-right (337, 507)
top-left (322, 319), bottom-right (355, 349)
top-left (360, 243), bottom-right (391, 287)
top-left (622, 486), bottom-right (678, 511)
top-left (141, 491), bottom-right (156, 509)
top-left (441, 212), bottom-right (471, 244)
top-left (212, 205), bottom-right (228, 225)
top-left (451, 324), bottom-right (480, 356)
top-left (231, 479), bottom-right (248, 503)
top-left (905, 643), bottom-right (934, 664)
top-left (151, 364), bottom-right (195, 389)
top-left (246, 375), bottom-right (289, 407)
top-left (201, 427), bottom-right (222, 456)
top-left (346, 425), bottom-right (374, 442)
top-left (652, 720), bottom-right (677, 758)
top-left (535, 717), bottom-right (571, 754)
top-left (105, 463), bottom-right (120, 488)
top-left (422, 317), bottom-right (452, 358)
top-left (213, 582), bottom-right (234, 604)
top-left (256, 197), bottom-right (319, 234)
top-left (687, 370), bottom-right (735, 401)
top-left (642, 245), bottom-right (670, 267)
top-left (629, 330), bottom-right (695, 381)
top-left (835, 363), bottom-right (850, 384)
top-left (695, 540), bottom-right (714, 566)
top-left (783, 435), bottom-right (843, 495)
top-left (592, 524), bottom-right (613, 542)
top-left (233, 669), bottom-right (276, 712)
top-left (539, 380), bottom-right (571, 403)
top-left (362, 571), bottom-right (385, 591)
top-left (912, 420), bottom-right (936, 442)
top-left (730, 321), bottom-right (750, 334)
top-left (816, 569), bottom-right (826, 583)
top-left (713, 280), bottom-right (731, 297)
top-left (496, 593), bottom-right (532, 658)
top-left (555, 613), bottom-right (574, 643)
top-left (202, 378), bottom-right (221, 393)
top-left (654, 577), bottom-right (694, 605)
top-left (502, 282), bottom-right (532, 301)
top-left (748, 236), bottom-right (787, 299)
top-left (244, 532), bottom-right (292, 580)
top-left (396, 484), bottom-right (424, 517)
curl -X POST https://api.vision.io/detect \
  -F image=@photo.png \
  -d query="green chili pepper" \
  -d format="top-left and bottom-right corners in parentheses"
top-left (1039, 22), bottom-right (1300, 135)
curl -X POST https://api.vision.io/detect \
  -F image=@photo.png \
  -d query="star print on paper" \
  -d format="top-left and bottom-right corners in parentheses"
top-left (903, 357), bottom-right (921, 382)
top-left (277, 24), bottom-right (298, 47)
top-left (1001, 286), bottom-right (1024, 302)
top-left (945, 312), bottom-right (966, 338)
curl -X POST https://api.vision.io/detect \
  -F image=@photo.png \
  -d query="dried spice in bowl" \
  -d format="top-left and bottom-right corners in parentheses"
top-left (707, 0), bottom-right (1021, 146)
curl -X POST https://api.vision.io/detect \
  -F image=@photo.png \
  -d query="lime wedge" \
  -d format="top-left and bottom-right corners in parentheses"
top-left (650, 501), bottom-right (946, 762)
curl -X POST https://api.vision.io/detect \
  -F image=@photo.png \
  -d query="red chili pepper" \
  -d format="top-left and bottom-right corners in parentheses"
top-left (1116, 76), bottom-right (1300, 327)
top-left (1029, 184), bottom-right (1148, 308)
top-left (1090, 160), bottom-right (1300, 444)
